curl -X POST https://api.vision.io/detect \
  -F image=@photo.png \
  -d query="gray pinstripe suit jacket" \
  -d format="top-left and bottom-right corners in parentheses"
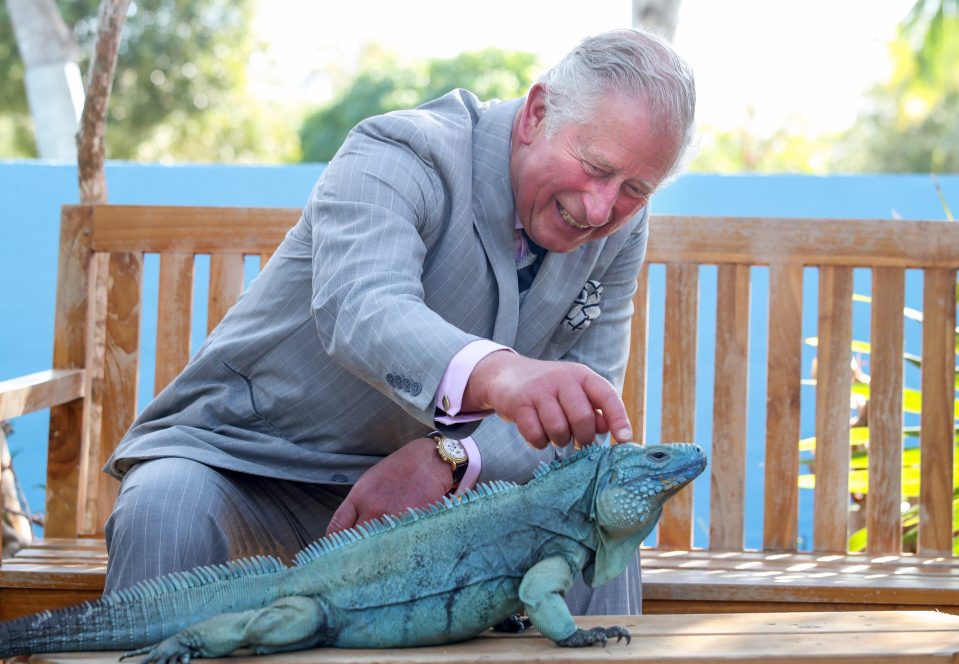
top-left (106, 89), bottom-right (650, 488)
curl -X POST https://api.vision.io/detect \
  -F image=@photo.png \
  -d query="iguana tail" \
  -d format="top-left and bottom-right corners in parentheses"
top-left (0, 556), bottom-right (290, 658)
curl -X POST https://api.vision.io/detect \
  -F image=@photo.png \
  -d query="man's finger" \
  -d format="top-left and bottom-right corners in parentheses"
top-left (536, 397), bottom-right (572, 448)
top-left (514, 405), bottom-right (549, 449)
top-left (582, 373), bottom-right (632, 442)
top-left (594, 409), bottom-right (610, 436)
top-left (326, 498), bottom-right (358, 536)
top-left (557, 385), bottom-right (597, 447)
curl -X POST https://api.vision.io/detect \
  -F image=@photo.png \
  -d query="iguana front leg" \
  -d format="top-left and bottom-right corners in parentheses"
top-left (123, 595), bottom-right (335, 662)
top-left (518, 556), bottom-right (631, 647)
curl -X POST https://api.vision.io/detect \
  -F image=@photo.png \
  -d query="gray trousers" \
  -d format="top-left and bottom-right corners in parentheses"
top-left (104, 457), bottom-right (643, 616)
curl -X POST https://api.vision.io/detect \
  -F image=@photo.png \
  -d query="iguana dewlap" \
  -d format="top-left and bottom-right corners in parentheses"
top-left (0, 442), bottom-right (706, 661)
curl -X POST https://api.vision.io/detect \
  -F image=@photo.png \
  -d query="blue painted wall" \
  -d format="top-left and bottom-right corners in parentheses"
top-left (1, 160), bottom-right (956, 549)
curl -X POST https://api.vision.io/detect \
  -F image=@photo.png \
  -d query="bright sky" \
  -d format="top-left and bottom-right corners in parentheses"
top-left (251, 0), bottom-right (915, 135)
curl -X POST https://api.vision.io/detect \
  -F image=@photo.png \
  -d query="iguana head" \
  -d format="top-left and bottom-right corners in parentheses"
top-left (585, 442), bottom-right (707, 586)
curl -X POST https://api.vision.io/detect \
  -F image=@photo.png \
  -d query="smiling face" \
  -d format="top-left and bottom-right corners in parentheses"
top-left (510, 83), bottom-right (682, 253)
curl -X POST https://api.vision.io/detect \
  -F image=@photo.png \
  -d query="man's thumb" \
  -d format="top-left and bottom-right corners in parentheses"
top-left (326, 498), bottom-right (358, 536)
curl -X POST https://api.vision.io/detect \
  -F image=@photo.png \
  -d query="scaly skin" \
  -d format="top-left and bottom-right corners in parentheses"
top-left (0, 442), bottom-right (706, 660)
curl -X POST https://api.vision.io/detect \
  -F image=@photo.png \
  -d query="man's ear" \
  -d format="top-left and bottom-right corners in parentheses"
top-left (516, 83), bottom-right (548, 146)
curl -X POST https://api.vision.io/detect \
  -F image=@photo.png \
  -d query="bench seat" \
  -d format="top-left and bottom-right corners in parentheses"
top-left (6, 542), bottom-right (959, 621)
top-left (0, 539), bottom-right (105, 620)
top-left (25, 611), bottom-right (959, 663)
top-left (641, 548), bottom-right (959, 614)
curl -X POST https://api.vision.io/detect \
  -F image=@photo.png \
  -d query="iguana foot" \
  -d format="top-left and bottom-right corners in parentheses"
top-left (121, 633), bottom-right (207, 664)
top-left (492, 614), bottom-right (532, 633)
top-left (556, 625), bottom-right (631, 647)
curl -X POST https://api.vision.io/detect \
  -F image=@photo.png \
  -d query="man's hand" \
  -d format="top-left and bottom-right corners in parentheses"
top-left (326, 437), bottom-right (452, 535)
top-left (463, 351), bottom-right (633, 449)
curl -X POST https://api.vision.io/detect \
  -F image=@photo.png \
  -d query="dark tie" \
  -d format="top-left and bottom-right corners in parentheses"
top-left (516, 232), bottom-right (547, 293)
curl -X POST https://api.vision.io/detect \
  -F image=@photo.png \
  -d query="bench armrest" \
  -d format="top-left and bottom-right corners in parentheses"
top-left (0, 370), bottom-right (85, 420)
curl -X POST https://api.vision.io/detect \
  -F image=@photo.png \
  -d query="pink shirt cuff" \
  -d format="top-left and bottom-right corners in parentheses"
top-left (434, 339), bottom-right (515, 423)
top-left (453, 436), bottom-right (481, 497)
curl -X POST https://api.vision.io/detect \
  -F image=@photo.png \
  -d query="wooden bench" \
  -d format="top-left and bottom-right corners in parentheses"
top-left (29, 611), bottom-right (959, 663)
top-left (1, 206), bottom-right (957, 622)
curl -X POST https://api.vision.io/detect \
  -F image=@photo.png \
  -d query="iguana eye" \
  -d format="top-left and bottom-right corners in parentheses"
top-left (647, 450), bottom-right (669, 461)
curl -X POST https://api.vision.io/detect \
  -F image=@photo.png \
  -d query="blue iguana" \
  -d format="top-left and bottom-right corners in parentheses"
top-left (0, 442), bottom-right (706, 661)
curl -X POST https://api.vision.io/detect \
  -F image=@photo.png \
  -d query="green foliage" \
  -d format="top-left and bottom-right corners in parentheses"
top-left (690, 1), bottom-right (959, 175)
top-left (299, 47), bottom-right (540, 163)
top-left (835, 8), bottom-right (959, 173)
top-left (0, 0), bottom-right (300, 162)
top-left (689, 115), bottom-right (841, 174)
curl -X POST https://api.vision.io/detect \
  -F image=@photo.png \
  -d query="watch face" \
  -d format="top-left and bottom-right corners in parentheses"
top-left (440, 437), bottom-right (468, 464)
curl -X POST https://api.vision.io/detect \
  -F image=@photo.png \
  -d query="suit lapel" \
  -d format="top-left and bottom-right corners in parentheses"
top-left (514, 242), bottom-right (603, 356)
top-left (471, 97), bottom-right (525, 346)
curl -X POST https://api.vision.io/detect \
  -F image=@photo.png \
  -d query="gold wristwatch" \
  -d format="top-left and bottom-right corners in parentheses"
top-left (429, 431), bottom-right (468, 488)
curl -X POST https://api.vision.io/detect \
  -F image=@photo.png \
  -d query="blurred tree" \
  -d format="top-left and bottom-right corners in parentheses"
top-left (5, 0), bottom-right (84, 159)
top-left (0, 0), bottom-right (299, 162)
top-left (903, 0), bottom-right (958, 85)
top-left (632, 0), bottom-right (682, 41)
top-left (300, 47), bottom-right (539, 163)
top-left (835, 6), bottom-right (958, 173)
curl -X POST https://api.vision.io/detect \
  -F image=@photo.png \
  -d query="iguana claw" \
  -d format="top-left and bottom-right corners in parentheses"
top-left (492, 614), bottom-right (533, 633)
top-left (121, 636), bottom-right (201, 664)
top-left (556, 625), bottom-right (631, 647)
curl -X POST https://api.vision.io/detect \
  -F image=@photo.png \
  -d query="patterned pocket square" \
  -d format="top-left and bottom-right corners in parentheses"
top-left (563, 279), bottom-right (603, 331)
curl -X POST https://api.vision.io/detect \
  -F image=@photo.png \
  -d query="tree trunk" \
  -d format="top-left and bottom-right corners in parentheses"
top-left (5, 0), bottom-right (84, 160)
top-left (632, 0), bottom-right (683, 41)
top-left (77, 0), bottom-right (131, 204)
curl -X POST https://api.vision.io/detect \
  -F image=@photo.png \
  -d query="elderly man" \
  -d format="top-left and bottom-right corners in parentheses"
top-left (104, 27), bottom-right (696, 616)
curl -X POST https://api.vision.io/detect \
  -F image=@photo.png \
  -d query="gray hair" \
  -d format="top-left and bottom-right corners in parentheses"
top-left (539, 28), bottom-right (697, 179)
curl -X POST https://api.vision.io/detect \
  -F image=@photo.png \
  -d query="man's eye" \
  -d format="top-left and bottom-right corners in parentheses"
top-left (583, 161), bottom-right (606, 176)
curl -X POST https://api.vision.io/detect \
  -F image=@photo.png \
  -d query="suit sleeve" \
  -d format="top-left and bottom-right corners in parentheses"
top-left (467, 209), bottom-right (650, 484)
top-left (306, 116), bottom-right (484, 428)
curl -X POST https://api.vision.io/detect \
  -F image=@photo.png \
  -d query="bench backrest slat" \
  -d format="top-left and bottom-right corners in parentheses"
top-left (155, 252), bottom-right (194, 394)
top-left (208, 253), bottom-right (245, 335)
top-left (84, 251), bottom-right (142, 536)
top-left (621, 265), bottom-right (649, 445)
top-left (813, 265), bottom-right (854, 553)
top-left (920, 267), bottom-right (958, 556)
top-left (762, 262), bottom-right (804, 551)
top-left (867, 265), bottom-right (906, 554)
top-left (708, 263), bottom-right (750, 550)
top-left (658, 263), bottom-right (699, 548)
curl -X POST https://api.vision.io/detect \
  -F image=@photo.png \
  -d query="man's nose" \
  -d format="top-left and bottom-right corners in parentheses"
top-left (584, 180), bottom-right (619, 227)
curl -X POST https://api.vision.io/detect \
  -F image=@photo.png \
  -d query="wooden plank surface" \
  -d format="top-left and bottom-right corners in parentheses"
top-left (154, 252), bottom-right (194, 394)
top-left (88, 209), bottom-right (959, 269)
top-left (207, 253), bottom-right (244, 334)
top-left (867, 267), bottom-right (905, 554)
top-left (918, 268), bottom-right (957, 556)
top-left (45, 206), bottom-right (95, 539)
top-left (79, 252), bottom-right (142, 537)
top-left (709, 264), bottom-right (751, 550)
top-left (0, 369), bottom-right (85, 420)
top-left (763, 264), bottom-right (803, 551)
top-left (646, 216), bottom-right (959, 268)
top-left (813, 266), bottom-right (852, 553)
top-left (28, 612), bottom-right (959, 663)
top-left (622, 264), bottom-right (649, 444)
top-left (89, 205), bottom-right (298, 253)
top-left (659, 263), bottom-right (698, 548)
